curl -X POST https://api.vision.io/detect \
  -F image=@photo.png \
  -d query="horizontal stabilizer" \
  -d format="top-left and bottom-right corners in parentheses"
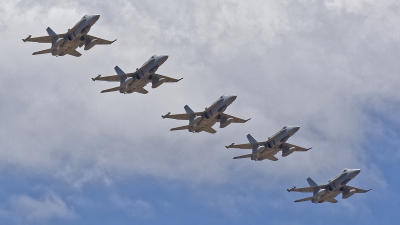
top-left (294, 196), bottom-right (313, 203)
top-left (204, 127), bottom-right (217, 134)
top-left (171, 125), bottom-right (190, 131)
top-left (32, 48), bottom-right (52, 55)
top-left (233, 154), bottom-right (252, 159)
top-left (326, 199), bottom-right (338, 203)
top-left (135, 87), bottom-right (148, 94)
top-left (101, 86), bottom-right (120, 93)
top-left (67, 49), bottom-right (82, 57)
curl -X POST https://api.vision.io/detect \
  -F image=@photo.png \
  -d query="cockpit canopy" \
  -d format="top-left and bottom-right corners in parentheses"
top-left (342, 168), bottom-right (349, 173)
top-left (282, 125), bottom-right (288, 130)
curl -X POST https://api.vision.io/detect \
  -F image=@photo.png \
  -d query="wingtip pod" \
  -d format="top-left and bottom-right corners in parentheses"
top-left (162, 112), bottom-right (171, 119)
top-left (22, 35), bottom-right (31, 42)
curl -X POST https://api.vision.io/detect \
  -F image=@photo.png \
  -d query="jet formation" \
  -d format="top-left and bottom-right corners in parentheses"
top-left (23, 14), bottom-right (371, 204)
top-left (92, 55), bottom-right (182, 94)
top-left (162, 95), bottom-right (250, 134)
top-left (226, 126), bottom-right (311, 161)
top-left (288, 168), bottom-right (371, 203)
top-left (23, 14), bottom-right (116, 57)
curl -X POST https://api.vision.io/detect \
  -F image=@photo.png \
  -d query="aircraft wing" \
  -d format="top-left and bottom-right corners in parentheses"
top-left (294, 196), bottom-right (313, 203)
top-left (23, 34), bottom-right (64, 43)
top-left (220, 113), bottom-right (251, 123)
top-left (154, 74), bottom-right (183, 83)
top-left (326, 199), bottom-right (338, 203)
top-left (93, 73), bottom-right (135, 82)
top-left (344, 186), bottom-right (371, 193)
top-left (162, 112), bottom-right (203, 120)
top-left (101, 86), bottom-right (120, 93)
top-left (225, 142), bottom-right (266, 149)
top-left (85, 35), bottom-right (116, 45)
top-left (287, 185), bottom-right (327, 193)
top-left (284, 143), bottom-right (312, 152)
top-left (233, 154), bottom-right (252, 159)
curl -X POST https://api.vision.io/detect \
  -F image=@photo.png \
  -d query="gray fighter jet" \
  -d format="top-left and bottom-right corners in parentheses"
top-left (162, 95), bottom-right (250, 134)
top-left (92, 55), bottom-right (182, 94)
top-left (23, 14), bottom-right (116, 57)
top-left (288, 168), bottom-right (371, 203)
top-left (226, 126), bottom-right (311, 161)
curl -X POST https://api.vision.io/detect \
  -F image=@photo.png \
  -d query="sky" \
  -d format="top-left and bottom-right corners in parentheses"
top-left (0, 0), bottom-right (400, 224)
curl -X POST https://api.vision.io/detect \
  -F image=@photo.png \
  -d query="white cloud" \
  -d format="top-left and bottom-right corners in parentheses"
top-left (0, 0), bottom-right (397, 208)
top-left (3, 192), bottom-right (75, 223)
top-left (110, 194), bottom-right (154, 219)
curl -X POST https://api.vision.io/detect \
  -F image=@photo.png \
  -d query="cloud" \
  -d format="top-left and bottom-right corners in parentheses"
top-left (110, 194), bottom-right (154, 219)
top-left (0, 1), bottom-right (398, 217)
top-left (2, 192), bottom-right (75, 223)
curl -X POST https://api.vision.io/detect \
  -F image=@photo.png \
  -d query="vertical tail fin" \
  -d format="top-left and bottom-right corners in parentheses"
top-left (114, 66), bottom-right (127, 85)
top-left (247, 134), bottom-right (258, 143)
top-left (46, 27), bottom-right (57, 36)
top-left (307, 177), bottom-right (318, 187)
top-left (184, 105), bottom-right (194, 114)
top-left (247, 134), bottom-right (259, 153)
top-left (114, 66), bottom-right (125, 75)
top-left (307, 177), bottom-right (319, 195)
top-left (46, 27), bottom-right (58, 46)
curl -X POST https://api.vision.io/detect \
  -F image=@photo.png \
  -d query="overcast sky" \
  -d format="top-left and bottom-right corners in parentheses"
top-left (0, 0), bottom-right (399, 224)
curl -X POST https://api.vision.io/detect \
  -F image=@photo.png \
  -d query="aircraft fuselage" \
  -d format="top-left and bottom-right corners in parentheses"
top-left (53, 14), bottom-right (100, 56)
top-left (253, 126), bottom-right (300, 160)
top-left (120, 55), bottom-right (169, 93)
top-left (312, 169), bottom-right (361, 203)
top-left (189, 95), bottom-right (237, 133)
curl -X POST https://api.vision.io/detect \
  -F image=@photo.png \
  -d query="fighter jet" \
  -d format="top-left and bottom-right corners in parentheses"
top-left (287, 168), bottom-right (371, 203)
top-left (22, 14), bottom-right (116, 57)
top-left (92, 55), bottom-right (182, 94)
top-left (162, 95), bottom-right (250, 134)
top-left (225, 126), bottom-right (311, 161)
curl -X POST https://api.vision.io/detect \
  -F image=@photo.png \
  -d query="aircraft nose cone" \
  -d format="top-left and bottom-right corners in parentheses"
top-left (91, 14), bottom-right (100, 23)
top-left (293, 126), bottom-right (300, 132)
top-left (349, 169), bottom-right (361, 178)
top-left (158, 55), bottom-right (169, 65)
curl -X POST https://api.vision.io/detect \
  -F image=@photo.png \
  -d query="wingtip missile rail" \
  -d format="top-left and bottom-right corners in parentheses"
top-left (287, 186), bottom-right (296, 192)
top-left (92, 74), bottom-right (101, 81)
top-left (162, 112), bottom-right (171, 119)
top-left (22, 35), bottom-right (31, 42)
top-left (225, 143), bottom-right (235, 149)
